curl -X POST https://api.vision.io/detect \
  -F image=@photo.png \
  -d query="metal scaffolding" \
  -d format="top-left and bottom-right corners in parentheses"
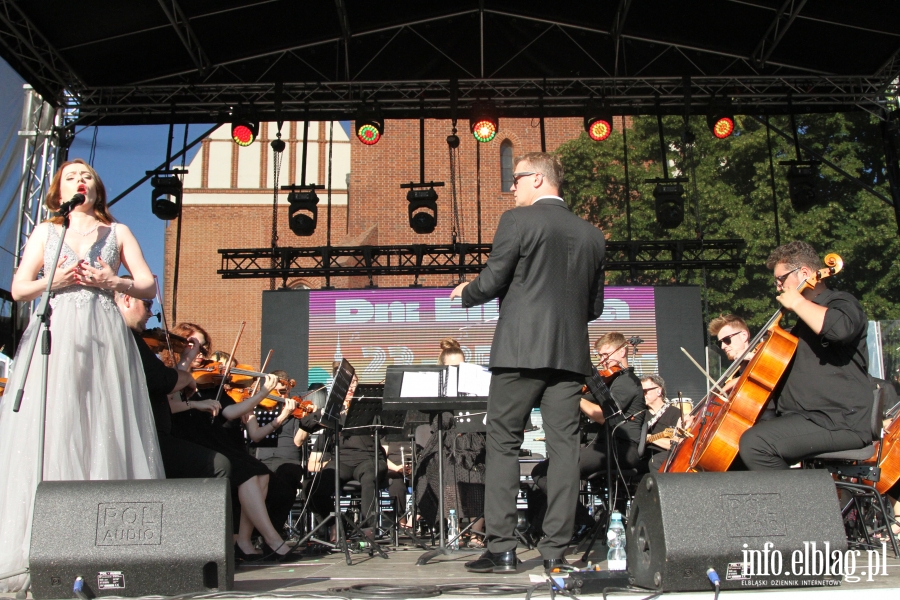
top-left (59, 76), bottom-right (900, 127)
top-left (218, 239), bottom-right (746, 287)
top-left (11, 85), bottom-right (65, 342)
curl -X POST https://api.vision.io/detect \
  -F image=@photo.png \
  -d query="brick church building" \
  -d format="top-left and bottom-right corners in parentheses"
top-left (164, 117), bottom-right (585, 360)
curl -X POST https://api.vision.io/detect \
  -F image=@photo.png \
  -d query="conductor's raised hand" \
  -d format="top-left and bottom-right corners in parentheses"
top-left (450, 281), bottom-right (469, 300)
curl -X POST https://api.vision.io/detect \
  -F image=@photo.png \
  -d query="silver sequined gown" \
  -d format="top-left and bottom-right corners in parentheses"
top-left (0, 223), bottom-right (163, 592)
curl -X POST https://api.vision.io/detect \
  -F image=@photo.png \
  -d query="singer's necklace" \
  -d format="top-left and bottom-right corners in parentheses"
top-left (71, 222), bottom-right (100, 236)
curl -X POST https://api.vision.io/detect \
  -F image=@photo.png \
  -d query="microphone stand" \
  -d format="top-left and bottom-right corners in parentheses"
top-left (10, 200), bottom-right (81, 594)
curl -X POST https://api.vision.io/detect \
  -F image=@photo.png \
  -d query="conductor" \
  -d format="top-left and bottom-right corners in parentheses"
top-left (451, 152), bottom-right (606, 574)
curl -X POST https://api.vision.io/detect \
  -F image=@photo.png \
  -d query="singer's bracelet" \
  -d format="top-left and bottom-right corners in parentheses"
top-left (119, 279), bottom-right (134, 294)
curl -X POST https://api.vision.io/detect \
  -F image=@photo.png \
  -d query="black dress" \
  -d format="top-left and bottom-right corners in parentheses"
top-left (170, 388), bottom-right (271, 486)
top-left (414, 412), bottom-right (486, 526)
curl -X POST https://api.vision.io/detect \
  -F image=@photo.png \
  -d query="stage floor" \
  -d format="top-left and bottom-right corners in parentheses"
top-left (230, 543), bottom-right (900, 600)
top-left (5, 542), bottom-right (899, 599)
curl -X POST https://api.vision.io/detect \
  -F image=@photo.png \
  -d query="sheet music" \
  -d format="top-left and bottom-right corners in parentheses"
top-left (445, 365), bottom-right (458, 397)
top-left (458, 362), bottom-right (491, 396)
top-left (400, 371), bottom-right (442, 397)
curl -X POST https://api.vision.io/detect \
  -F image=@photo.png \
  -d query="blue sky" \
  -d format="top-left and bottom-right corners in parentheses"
top-left (0, 57), bottom-right (202, 327)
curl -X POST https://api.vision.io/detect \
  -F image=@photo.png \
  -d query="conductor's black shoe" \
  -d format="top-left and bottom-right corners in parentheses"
top-left (543, 557), bottom-right (570, 575)
top-left (465, 550), bottom-right (518, 573)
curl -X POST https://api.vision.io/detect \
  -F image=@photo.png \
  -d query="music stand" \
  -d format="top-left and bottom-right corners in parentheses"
top-left (382, 365), bottom-right (489, 565)
top-left (294, 359), bottom-right (386, 564)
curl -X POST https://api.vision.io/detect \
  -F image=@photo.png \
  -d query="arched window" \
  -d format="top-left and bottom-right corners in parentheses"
top-left (500, 140), bottom-right (514, 191)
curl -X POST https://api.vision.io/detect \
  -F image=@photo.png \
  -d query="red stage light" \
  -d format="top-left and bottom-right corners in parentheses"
top-left (471, 118), bottom-right (498, 143)
top-left (356, 120), bottom-right (383, 145)
top-left (708, 115), bottom-right (735, 139)
top-left (231, 121), bottom-right (258, 146)
top-left (587, 119), bottom-right (612, 141)
top-left (584, 113), bottom-right (614, 141)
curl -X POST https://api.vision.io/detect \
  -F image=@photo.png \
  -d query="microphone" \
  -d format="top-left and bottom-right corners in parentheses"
top-left (58, 193), bottom-right (85, 216)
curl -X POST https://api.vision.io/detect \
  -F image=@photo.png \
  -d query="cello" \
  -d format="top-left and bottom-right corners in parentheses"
top-left (663, 253), bottom-right (844, 473)
top-left (863, 414), bottom-right (900, 494)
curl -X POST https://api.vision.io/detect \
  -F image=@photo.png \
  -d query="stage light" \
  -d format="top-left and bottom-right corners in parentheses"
top-left (356, 119), bottom-right (383, 145)
top-left (470, 102), bottom-right (498, 143)
top-left (288, 190), bottom-right (319, 236)
top-left (150, 175), bottom-right (182, 221)
top-left (231, 120), bottom-right (258, 146)
top-left (707, 113), bottom-right (735, 139)
top-left (652, 182), bottom-right (685, 229)
top-left (786, 163), bottom-right (818, 211)
top-left (407, 188), bottom-right (438, 234)
top-left (585, 114), bottom-right (613, 141)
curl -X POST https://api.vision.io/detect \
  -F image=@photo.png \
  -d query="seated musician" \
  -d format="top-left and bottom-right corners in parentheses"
top-left (306, 375), bottom-right (388, 533)
top-left (528, 333), bottom-right (645, 534)
top-left (247, 373), bottom-right (324, 539)
top-left (414, 338), bottom-right (487, 546)
top-left (709, 314), bottom-right (752, 394)
top-left (115, 284), bottom-right (232, 481)
top-left (162, 323), bottom-right (293, 559)
top-left (640, 375), bottom-right (683, 472)
top-left (738, 241), bottom-right (873, 470)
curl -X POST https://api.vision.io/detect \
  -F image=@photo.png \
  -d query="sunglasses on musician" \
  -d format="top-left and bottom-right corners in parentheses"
top-left (717, 331), bottom-right (745, 347)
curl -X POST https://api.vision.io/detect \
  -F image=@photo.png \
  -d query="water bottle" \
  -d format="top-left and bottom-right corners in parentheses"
top-left (606, 511), bottom-right (627, 570)
top-left (447, 509), bottom-right (460, 550)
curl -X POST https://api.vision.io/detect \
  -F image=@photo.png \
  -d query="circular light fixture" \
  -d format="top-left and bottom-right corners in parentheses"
top-left (471, 118), bottom-right (498, 143)
top-left (585, 116), bottom-right (613, 141)
top-left (231, 121), bottom-right (258, 146)
top-left (356, 120), bottom-right (383, 145)
top-left (707, 114), bottom-right (735, 139)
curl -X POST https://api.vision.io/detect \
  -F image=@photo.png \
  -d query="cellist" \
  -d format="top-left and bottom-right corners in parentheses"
top-left (739, 241), bottom-right (874, 470)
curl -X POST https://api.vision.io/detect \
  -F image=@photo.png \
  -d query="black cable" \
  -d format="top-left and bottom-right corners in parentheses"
top-left (438, 583), bottom-right (535, 596)
top-left (327, 584), bottom-right (440, 598)
top-left (601, 587), bottom-right (662, 600)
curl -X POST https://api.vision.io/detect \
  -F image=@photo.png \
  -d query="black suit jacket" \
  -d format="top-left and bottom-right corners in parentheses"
top-left (461, 197), bottom-right (606, 375)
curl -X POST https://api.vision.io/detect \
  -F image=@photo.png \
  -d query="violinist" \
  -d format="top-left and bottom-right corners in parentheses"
top-left (739, 241), bottom-right (873, 471)
top-left (528, 333), bottom-right (645, 537)
top-left (163, 322), bottom-right (294, 559)
top-left (115, 284), bottom-right (231, 481)
top-left (247, 372), bottom-right (323, 539)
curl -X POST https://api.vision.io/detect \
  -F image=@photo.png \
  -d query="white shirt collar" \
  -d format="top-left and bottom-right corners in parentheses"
top-left (531, 195), bottom-right (565, 205)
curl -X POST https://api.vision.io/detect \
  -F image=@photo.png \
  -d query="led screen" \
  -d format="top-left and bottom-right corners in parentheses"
top-left (307, 287), bottom-right (658, 385)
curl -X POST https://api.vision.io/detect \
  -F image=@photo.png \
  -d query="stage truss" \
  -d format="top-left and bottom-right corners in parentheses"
top-left (61, 76), bottom-right (900, 127)
top-left (218, 239), bottom-right (746, 286)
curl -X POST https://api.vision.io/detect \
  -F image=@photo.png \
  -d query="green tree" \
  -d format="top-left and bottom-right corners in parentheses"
top-left (557, 112), bottom-right (900, 334)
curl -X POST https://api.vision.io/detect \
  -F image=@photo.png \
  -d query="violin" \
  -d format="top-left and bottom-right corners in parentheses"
top-left (227, 387), bottom-right (316, 417)
top-left (192, 360), bottom-right (255, 388)
top-left (142, 328), bottom-right (191, 354)
top-left (580, 363), bottom-right (626, 396)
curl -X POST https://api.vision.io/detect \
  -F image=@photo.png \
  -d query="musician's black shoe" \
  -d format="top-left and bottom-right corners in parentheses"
top-left (465, 550), bottom-right (518, 573)
top-left (543, 557), bottom-right (570, 575)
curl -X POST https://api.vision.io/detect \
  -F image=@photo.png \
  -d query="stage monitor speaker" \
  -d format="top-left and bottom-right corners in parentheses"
top-left (29, 478), bottom-right (233, 599)
top-left (627, 470), bottom-right (847, 592)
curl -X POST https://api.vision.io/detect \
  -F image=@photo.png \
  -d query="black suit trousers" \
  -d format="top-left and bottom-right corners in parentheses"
top-left (485, 368), bottom-right (582, 558)
top-left (739, 412), bottom-right (867, 470)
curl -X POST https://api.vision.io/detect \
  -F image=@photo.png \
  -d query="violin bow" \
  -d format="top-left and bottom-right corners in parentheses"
top-left (680, 347), bottom-right (729, 402)
top-left (152, 274), bottom-right (175, 358)
top-left (249, 349), bottom-right (275, 396)
top-left (213, 321), bottom-right (246, 406)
